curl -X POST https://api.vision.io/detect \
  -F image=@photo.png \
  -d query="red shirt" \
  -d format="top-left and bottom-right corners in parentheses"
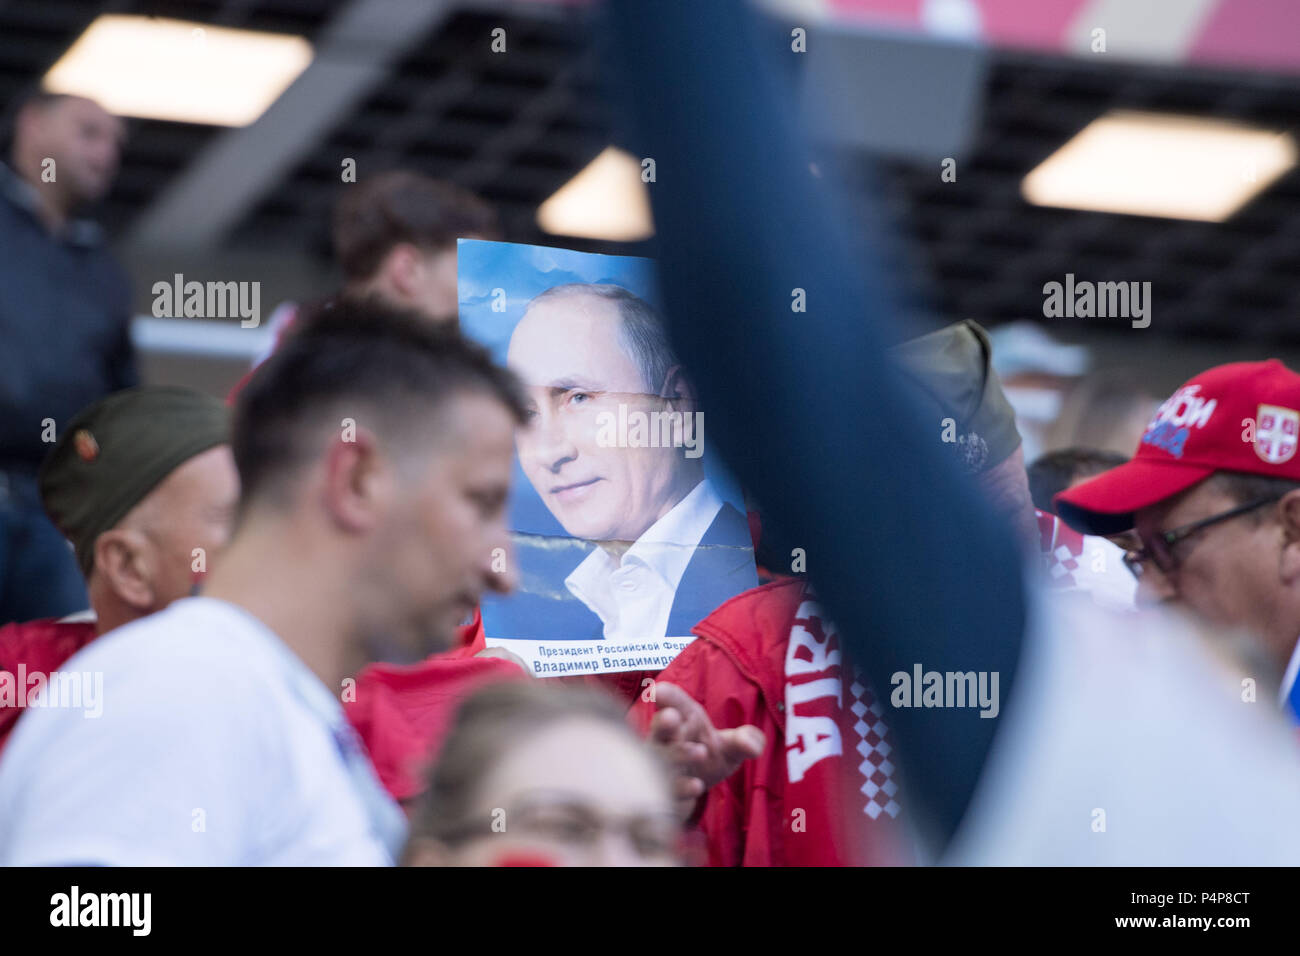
top-left (346, 610), bottom-right (658, 806)
top-left (0, 618), bottom-right (98, 755)
top-left (348, 582), bottom-right (914, 866)
top-left (346, 650), bottom-right (527, 805)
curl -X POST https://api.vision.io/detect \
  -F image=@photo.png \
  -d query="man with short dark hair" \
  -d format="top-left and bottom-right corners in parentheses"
top-left (0, 91), bottom-right (134, 624)
top-left (1027, 447), bottom-right (1128, 515)
top-left (0, 300), bottom-right (528, 865)
top-left (332, 170), bottom-right (498, 322)
top-left (238, 171), bottom-right (498, 388)
top-left (1056, 360), bottom-right (1300, 722)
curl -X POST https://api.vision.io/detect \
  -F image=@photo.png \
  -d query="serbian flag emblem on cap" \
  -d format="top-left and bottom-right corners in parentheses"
top-left (1255, 404), bottom-right (1299, 465)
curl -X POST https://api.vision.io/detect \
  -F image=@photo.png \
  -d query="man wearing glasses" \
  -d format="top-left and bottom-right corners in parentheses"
top-left (1055, 359), bottom-right (1300, 723)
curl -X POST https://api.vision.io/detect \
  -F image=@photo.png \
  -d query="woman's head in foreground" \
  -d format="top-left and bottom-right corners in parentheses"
top-left (405, 680), bottom-right (680, 867)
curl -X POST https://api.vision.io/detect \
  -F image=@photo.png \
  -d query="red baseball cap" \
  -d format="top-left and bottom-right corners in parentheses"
top-left (1055, 359), bottom-right (1300, 535)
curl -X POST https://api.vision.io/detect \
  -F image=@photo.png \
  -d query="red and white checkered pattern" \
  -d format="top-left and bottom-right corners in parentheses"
top-left (850, 677), bottom-right (901, 820)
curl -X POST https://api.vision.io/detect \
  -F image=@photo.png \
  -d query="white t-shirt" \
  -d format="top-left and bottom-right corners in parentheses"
top-left (944, 586), bottom-right (1300, 865)
top-left (0, 597), bottom-right (406, 866)
top-left (565, 479), bottom-right (724, 642)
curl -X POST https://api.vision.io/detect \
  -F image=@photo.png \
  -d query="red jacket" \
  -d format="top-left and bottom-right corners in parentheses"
top-left (629, 578), bottom-right (912, 867)
top-left (0, 618), bottom-right (98, 755)
top-left (347, 581), bottom-right (915, 865)
top-left (346, 611), bottom-right (659, 806)
top-left (346, 648), bottom-right (528, 805)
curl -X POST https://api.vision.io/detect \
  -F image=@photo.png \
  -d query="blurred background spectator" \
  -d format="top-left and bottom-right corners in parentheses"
top-left (1044, 370), bottom-right (1162, 458)
top-left (330, 171), bottom-right (498, 324)
top-left (0, 91), bottom-right (133, 624)
top-left (232, 170), bottom-right (499, 395)
top-left (1027, 446), bottom-right (1128, 515)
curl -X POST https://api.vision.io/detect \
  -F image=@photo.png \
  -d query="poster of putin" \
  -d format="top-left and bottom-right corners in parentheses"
top-left (457, 239), bottom-right (758, 676)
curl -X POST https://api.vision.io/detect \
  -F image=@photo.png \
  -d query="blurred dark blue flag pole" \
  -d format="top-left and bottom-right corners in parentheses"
top-left (599, 0), bottom-right (1028, 854)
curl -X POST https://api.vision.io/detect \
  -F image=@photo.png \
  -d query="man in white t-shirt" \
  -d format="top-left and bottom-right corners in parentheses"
top-left (945, 589), bottom-right (1300, 865)
top-left (0, 299), bottom-right (528, 865)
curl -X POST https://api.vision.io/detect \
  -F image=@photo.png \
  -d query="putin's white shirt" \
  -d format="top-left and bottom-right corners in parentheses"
top-left (565, 478), bottom-right (724, 643)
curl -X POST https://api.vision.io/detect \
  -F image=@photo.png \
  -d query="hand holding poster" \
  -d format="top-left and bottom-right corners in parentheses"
top-left (458, 239), bottom-right (758, 676)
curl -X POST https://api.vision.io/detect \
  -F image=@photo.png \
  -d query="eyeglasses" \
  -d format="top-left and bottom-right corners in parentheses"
top-left (438, 792), bottom-right (683, 862)
top-left (1122, 496), bottom-right (1280, 579)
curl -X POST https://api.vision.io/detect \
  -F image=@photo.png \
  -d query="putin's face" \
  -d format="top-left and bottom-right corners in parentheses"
top-left (508, 293), bottom-right (698, 544)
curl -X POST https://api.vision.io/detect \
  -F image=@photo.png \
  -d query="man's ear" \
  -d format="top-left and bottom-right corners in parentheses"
top-left (93, 528), bottom-right (156, 611)
top-left (320, 427), bottom-right (389, 534)
top-left (379, 243), bottom-right (422, 300)
top-left (1276, 489), bottom-right (1300, 583)
top-left (659, 365), bottom-right (696, 406)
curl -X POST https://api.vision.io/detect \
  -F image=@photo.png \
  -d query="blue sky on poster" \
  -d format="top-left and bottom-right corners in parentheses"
top-left (458, 238), bottom-right (661, 362)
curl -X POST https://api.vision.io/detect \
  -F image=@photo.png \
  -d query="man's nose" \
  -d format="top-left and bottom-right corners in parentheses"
top-left (526, 412), bottom-right (578, 472)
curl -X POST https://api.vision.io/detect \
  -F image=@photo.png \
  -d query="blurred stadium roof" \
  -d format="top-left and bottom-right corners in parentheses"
top-left (2, 0), bottom-right (1299, 350)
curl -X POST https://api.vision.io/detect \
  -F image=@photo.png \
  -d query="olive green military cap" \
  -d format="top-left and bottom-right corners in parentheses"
top-left (38, 386), bottom-right (230, 576)
top-left (891, 319), bottom-right (1022, 474)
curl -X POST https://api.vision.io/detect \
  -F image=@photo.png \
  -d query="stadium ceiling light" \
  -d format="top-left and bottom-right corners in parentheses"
top-left (1022, 110), bottom-right (1297, 222)
top-left (42, 15), bottom-right (313, 127)
top-left (537, 147), bottom-right (655, 241)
